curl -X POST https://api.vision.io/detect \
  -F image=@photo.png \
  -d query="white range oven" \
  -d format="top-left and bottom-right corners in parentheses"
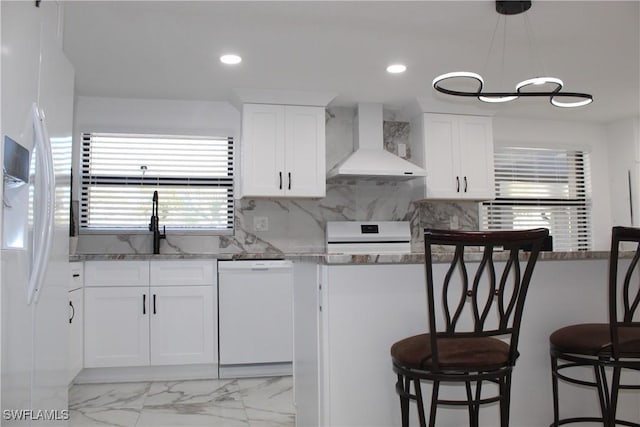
top-left (326, 220), bottom-right (412, 254)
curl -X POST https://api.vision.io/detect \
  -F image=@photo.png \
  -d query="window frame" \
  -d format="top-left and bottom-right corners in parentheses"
top-left (78, 132), bottom-right (235, 235)
top-left (480, 145), bottom-right (593, 251)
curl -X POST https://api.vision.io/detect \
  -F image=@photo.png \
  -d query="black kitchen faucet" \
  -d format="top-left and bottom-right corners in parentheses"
top-left (149, 190), bottom-right (166, 254)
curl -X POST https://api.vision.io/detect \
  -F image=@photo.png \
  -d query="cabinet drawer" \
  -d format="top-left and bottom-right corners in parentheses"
top-left (150, 260), bottom-right (216, 286)
top-left (69, 262), bottom-right (84, 291)
top-left (84, 261), bottom-right (149, 287)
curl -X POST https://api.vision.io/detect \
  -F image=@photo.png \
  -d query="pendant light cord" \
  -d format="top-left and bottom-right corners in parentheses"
top-left (481, 14), bottom-right (503, 83)
top-left (523, 12), bottom-right (547, 77)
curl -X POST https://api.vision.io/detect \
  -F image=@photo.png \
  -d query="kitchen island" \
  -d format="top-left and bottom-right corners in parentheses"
top-left (293, 253), bottom-right (640, 427)
top-left (70, 252), bottom-right (640, 426)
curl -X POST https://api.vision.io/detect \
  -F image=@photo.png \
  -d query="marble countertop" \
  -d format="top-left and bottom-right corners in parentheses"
top-left (71, 250), bottom-right (615, 265)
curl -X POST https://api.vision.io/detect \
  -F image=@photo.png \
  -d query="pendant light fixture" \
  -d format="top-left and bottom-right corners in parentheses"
top-left (432, 1), bottom-right (593, 108)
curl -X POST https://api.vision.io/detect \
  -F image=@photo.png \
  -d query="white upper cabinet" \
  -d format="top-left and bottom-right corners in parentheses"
top-left (412, 113), bottom-right (495, 200)
top-left (240, 104), bottom-right (326, 198)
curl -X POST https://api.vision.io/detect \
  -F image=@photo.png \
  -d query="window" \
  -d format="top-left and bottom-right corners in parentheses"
top-left (481, 147), bottom-right (592, 251)
top-left (80, 132), bottom-right (234, 233)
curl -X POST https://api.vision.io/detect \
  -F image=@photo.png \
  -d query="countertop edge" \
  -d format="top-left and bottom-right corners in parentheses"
top-left (70, 250), bottom-right (618, 265)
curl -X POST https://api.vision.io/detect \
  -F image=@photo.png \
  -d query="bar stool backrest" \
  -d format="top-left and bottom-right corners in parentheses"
top-left (423, 228), bottom-right (549, 372)
top-left (609, 226), bottom-right (640, 359)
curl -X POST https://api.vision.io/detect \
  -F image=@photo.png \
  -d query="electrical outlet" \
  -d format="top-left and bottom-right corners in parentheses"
top-left (254, 216), bottom-right (269, 232)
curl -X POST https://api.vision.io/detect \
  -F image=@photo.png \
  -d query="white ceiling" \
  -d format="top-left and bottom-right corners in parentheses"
top-left (63, 1), bottom-right (640, 124)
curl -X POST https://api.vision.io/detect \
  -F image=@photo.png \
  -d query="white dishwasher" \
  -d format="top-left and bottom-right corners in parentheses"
top-left (218, 260), bottom-right (293, 378)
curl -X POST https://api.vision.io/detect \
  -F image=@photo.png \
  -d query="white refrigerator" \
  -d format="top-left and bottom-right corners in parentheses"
top-left (1, 1), bottom-right (74, 424)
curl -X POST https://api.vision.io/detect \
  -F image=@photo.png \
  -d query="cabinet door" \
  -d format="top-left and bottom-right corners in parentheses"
top-left (84, 287), bottom-right (149, 368)
top-left (284, 106), bottom-right (326, 198)
top-left (149, 286), bottom-right (216, 366)
top-left (424, 114), bottom-right (459, 198)
top-left (423, 114), bottom-right (494, 200)
top-left (241, 104), bottom-right (286, 197)
top-left (68, 288), bottom-right (83, 383)
top-left (458, 116), bottom-right (495, 200)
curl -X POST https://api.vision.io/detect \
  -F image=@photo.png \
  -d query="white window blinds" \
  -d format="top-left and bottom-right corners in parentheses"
top-left (481, 147), bottom-right (592, 251)
top-left (80, 132), bottom-right (234, 233)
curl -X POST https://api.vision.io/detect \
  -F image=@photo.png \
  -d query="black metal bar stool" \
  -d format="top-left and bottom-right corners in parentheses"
top-left (391, 228), bottom-right (549, 427)
top-left (549, 226), bottom-right (640, 427)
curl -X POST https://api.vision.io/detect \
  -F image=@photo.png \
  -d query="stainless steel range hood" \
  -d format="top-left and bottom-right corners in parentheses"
top-left (327, 103), bottom-right (427, 181)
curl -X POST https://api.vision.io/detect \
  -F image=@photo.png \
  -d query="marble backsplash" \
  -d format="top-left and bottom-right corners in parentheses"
top-left (76, 106), bottom-right (479, 255)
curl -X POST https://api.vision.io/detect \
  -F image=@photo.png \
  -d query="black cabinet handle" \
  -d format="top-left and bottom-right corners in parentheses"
top-left (464, 176), bottom-right (468, 193)
top-left (143, 294), bottom-right (146, 315)
top-left (456, 176), bottom-right (460, 192)
top-left (69, 301), bottom-right (75, 324)
top-left (288, 172), bottom-right (291, 190)
top-left (279, 171), bottom-right (283, 190)
top-left (72, 273), bottom-right (80, 278)
top-left (153, 294), bottom-right (157, 314)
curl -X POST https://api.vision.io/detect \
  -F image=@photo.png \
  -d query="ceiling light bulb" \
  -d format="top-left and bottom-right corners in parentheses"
top-left (220, 54), bottom-right (242, 65)
top-left (432, 71), bottom-right (484, 89)
top-left (550, 96), bottom-right (594, 108)
top-left (478, 95), bottom-right (519, 103)
top-left (387, 64), bottom-right (407, 74)
top-left (516, 77), bottom-right (563, 92)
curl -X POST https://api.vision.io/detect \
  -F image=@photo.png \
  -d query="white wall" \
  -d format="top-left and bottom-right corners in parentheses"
top-left (606, 117), bottom-right (640, 228)
top-left (493, 116), bottom-right (612, 250)
top-left (72, 96), bottom-right (240, 198)
top-left (74, 96), bottom-right (239, 137)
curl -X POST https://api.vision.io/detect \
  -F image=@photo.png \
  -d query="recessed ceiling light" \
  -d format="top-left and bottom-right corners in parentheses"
top-left (220, 54), bottom-right (242, 65)
top-left (386, 64), bottom-right (407, 74)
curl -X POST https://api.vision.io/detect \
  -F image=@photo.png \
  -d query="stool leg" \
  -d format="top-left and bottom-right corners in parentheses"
top-left (397, 374), bottom-right (410, 427)
top-left (465, 380), bottom-right (480, 427)
top-left (595, 364), bottom-right (613, 427)
top-left (428, 380), bottom-right (440, 427)
top-left (414, 379), bottom-right (426, 427)
top-left (550, 354), bottom-right (560, 427)
top-left (500, 374), bottom-right (512, 427)
top-left (609, 367), bottom-right (621, 427)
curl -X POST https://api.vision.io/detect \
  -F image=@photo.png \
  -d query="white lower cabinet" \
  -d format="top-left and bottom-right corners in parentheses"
top-left (83, 260), bottom-right (216, 369)
top-left (84, 286), bottom-right (150, 368)
top-left (149, 285), bottom-right (215, 366)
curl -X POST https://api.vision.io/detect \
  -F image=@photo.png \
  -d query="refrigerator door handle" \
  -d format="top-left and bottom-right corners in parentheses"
top-left (27, 104), bottom-right (56, 305)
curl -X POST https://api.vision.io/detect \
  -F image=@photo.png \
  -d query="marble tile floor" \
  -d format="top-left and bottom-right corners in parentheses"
top-left (69, 376), bottom-right (295, 427)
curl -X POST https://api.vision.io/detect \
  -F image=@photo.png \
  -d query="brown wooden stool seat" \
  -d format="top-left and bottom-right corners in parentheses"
top-left (391, 228), bottom-right (548, 427)
top-left (549, 226), bottom-right (640, 427)
top-left (391, 334), bottom-right (511, 371)
top-left (550, 323), bottom-right (640, 357)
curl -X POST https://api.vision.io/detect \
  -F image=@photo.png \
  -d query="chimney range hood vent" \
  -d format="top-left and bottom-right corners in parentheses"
top-left (327, 103), bottom-right (427, 182)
